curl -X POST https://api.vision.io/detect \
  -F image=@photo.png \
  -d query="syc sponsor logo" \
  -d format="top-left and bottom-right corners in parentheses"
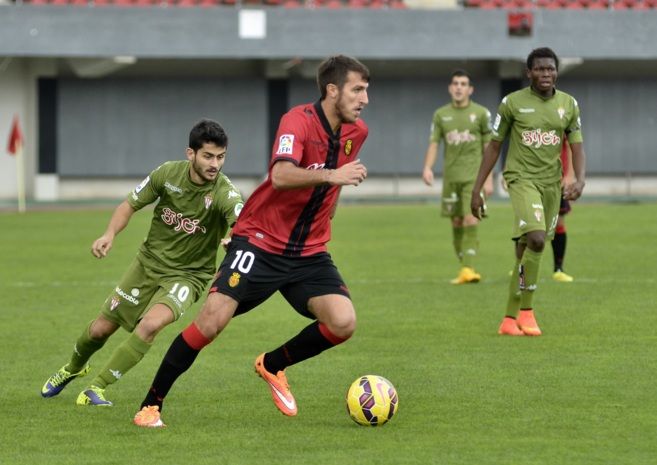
top-left (445, 129), bottom-right (476, 146)
top-left (161, 208), bottom-right (206, 235)
top-left (521, 129), bottom-right (561, 148)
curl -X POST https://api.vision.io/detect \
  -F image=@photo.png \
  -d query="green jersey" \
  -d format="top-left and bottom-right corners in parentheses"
top-left (127, 160), bottom-right (244, 283)
top-left (430, 101), bottom-right (492, 182)
top-left (493, 87), bottom-right (583, 185)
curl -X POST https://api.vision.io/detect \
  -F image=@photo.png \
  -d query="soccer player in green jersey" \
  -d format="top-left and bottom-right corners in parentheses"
top-left (41, 119), bottom-right (244, 405)
top-left (471, 47), bottom-right (586, 336)
top-left (422, 69), bottom-right (493, 284)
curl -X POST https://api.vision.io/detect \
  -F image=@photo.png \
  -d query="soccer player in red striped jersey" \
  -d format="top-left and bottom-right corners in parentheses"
top-left (134, 55), bottom-right (370, 427)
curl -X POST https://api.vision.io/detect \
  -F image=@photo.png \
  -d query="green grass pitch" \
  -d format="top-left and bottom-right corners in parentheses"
top-left (0, 200), bottom-right (655, 465)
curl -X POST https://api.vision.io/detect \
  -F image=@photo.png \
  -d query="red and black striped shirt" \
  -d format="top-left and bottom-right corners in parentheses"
top-left (232, 101), bottom-right (368, 256)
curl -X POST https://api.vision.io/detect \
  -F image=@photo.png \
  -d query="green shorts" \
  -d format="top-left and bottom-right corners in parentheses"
top-left (507, 178), bottom-right (561, 240)
top-left (441, 179), bottom-right (485, 218)
top-left (100, 257), bottom-right (204, 332)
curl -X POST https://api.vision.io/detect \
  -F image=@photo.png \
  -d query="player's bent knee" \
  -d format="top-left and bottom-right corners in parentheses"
top-left (462, 214), bottom-right (479, 227)
top-left (325, 311), bottom-right (356, 340)
top-left (195, 293), bottom-right (237, 339)
top-left (195, 310), bottom-right (229, 339)
top-left (135, 318), bottom-right (168, 342)
top-left (88, 317), bottom-right (118, 340)
top-left (527, 238), bottom-right (545, 252)
top-left (526, 232), bottom-right (546, 252)
top-left (452, 217), bottom-right (464, 228)
top-left (309, 294), bottom-right (356, 339)
top-left (337, 321), bottom-right (356, 340)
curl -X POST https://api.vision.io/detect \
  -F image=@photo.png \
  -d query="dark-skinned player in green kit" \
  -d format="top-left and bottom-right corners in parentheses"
top-left (471, 47), bottom-right (587, 336)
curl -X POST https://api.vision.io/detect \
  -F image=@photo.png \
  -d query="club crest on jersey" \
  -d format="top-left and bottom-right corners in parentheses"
top-left (344, 139), bottom-right (353, 156)
top-left (228, 272), bottom-right (241, 288)
top-left (469, 113), bottom-right (477, 123)
top-left (110, 296), bottom-right (120, 311)
top-left (534, 209), bottom-right (542, 222)
top-left (557, 107), bottom-right (566, 119)
top-left (204, 195), bottom-right (213, 210)
top-left (276, 134), bottom-right (294, 155)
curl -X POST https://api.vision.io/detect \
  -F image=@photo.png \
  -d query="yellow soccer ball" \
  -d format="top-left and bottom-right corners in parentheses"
top-left (346, 375), bottom-right (398, 426)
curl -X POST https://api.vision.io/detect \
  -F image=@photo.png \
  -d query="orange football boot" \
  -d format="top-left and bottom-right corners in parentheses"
top-left (133, 405), bottom-right (166, 428)
top-left (254, 353), bottom-right (297, 417)
top-left (498, 316), bottom-right (525, 336)
top-left (517, 309), bottom-right (542, 336)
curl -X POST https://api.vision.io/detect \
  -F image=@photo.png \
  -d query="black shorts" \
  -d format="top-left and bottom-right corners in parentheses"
top-left (559, 197), bottom-right (571, 215)
top-left (210, 236), bottom-right (350, 319)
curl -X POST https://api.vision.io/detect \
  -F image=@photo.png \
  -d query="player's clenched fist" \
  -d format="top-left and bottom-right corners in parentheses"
top-left (329, 159), bottom-right (367, 187)
top-left (91, 235), bottom-right (113, 258)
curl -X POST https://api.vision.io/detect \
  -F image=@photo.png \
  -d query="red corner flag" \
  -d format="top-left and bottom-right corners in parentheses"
top-left (7, 115), bottom-right (23, 156)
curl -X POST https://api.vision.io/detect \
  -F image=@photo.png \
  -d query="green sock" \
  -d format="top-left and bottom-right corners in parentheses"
top-left (67, 321), bottom-right (107, 373)
top-left (519, 248), bottom-right (543, 309)
top-left (452, 226), bottom-right (464, 262)
top-left (505, 258), bottom-right (522, 318)
top-left (91, 332), bottom-right (152, 389)
top-left (461, 225), bottom-right (479, 269)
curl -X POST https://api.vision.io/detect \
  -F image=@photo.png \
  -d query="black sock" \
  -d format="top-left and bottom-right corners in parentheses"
top-left (552, 232), bottom-right (567, 272)
top-left (264, 321), bottom-right (339, 374)
top-left (140, 333), bottom-right (201, 412)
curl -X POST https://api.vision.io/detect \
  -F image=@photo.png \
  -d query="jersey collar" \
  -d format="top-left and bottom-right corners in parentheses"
top-left (529, 85), bottom-right (557, 100)
top-left (450, 100), bottom-right (471, 110)
top-left (314, 100), bottom-right (341, 140)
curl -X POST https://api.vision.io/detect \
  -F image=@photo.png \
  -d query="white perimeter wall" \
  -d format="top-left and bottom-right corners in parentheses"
top-left (1, 58), bottom-right (656, 202)
top-left (0, 58), bottom-right (35, 199)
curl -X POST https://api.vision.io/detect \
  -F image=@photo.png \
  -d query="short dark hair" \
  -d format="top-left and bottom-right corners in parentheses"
top-left (526, 47), bottom-right (559, 71)
top-left (317, 55), bottom-right (370, 100)
top-left (189, 119), bottom-right (228, 152)
top-left (451, 69), bottom-right (472, 86)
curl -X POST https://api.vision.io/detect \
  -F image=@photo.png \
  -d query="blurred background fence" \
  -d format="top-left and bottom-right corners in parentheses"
top-left (1, 3), bottom-right (656, 201)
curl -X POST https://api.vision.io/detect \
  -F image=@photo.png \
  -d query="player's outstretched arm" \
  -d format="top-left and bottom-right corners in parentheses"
top-left (563, 142), bottom-right (586, 201)
top-left (271, 159), bottom-right (367, 190)
top-left (91, 200), bottom-right (136, 258)
top-left (471, 140), bottom-right (502, 219)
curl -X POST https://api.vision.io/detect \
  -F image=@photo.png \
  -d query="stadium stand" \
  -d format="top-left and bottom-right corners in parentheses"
top-left (464, 0), bottom-right (656, 7)
top-left (19, 0), bottom-right (407, 6)
top-left (13, 0), bottom-right (657, 6)
top-left (19, 0), bottom-right (657, 7)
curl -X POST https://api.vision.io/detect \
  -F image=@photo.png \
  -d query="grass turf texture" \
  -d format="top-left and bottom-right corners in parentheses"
top-left (0, 201), bottom-right (655, 465)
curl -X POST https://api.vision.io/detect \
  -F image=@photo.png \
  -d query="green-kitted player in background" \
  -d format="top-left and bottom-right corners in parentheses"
top-left (41, 119), bottom-right (244, 405)
top-left (422, 69), bottom-right (492, 284)
top-left (471, 47), bottom-right (586, 336)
